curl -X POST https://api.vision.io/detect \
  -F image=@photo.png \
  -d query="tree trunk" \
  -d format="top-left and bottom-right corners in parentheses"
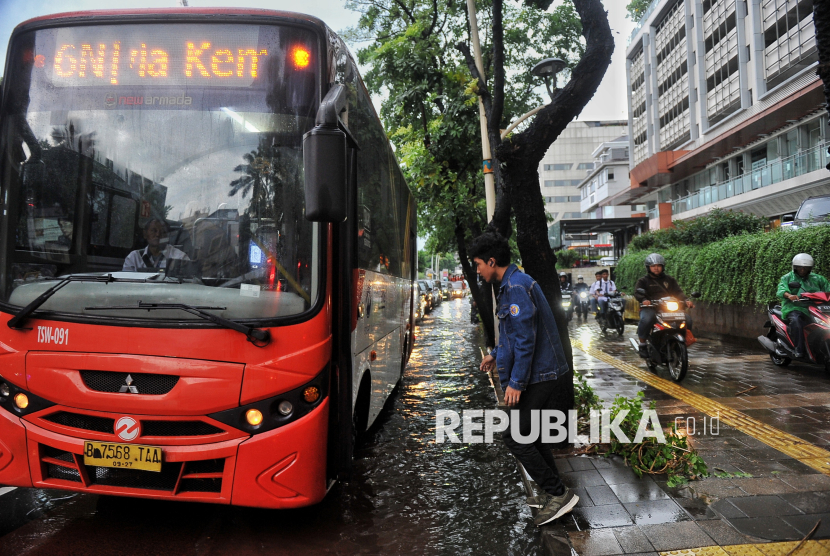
top-left (814, 0), bottom-right (830, 169)
top-left (493, 0), bottom-right (613, 445)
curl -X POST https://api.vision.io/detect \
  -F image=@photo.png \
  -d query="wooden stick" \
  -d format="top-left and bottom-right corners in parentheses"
top-left (784, 519), bottom-right (820, 556)
top-left (735, 386), bottom-right (757, 396)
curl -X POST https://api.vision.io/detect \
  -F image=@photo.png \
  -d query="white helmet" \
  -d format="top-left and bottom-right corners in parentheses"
top-left (577, 275), bottom-right (583, 280)
top-left (559, 272), bottom-right (567, 277)
top-left (792, 253), bottom-right (814, 270)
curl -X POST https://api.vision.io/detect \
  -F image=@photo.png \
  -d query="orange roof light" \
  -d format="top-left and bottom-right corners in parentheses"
top-left (292, 47), bottom-right (310, 69)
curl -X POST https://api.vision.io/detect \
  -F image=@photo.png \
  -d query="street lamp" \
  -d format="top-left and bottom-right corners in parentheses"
top-left (531, 58), bottom-right (567, 102)
top-left (500, 58), bottom-right (568, 140)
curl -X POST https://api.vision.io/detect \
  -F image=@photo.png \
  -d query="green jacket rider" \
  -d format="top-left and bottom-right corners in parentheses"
top-left (775, 253), bottom-right (830, 358)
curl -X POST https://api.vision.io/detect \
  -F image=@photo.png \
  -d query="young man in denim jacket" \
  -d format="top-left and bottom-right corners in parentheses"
top-left (473, 232), bottom-right (577, 526)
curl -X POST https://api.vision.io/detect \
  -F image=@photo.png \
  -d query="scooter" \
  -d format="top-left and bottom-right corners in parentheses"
top-left (598, 292), bottom-right (625, 336)
top-left (561, 289), bottom-right (574, 321)
top-left (628, 290), bottom-right (700, 382)
top-left (758, 281), bottom-right (830, 374)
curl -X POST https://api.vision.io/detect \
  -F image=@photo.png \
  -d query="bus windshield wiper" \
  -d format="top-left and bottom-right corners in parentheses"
top-left (85, 302), bottom-right (271, 347)
top-left (8, 274), bottom-right (130, 330)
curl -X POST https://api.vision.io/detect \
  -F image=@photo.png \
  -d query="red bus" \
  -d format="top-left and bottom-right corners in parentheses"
top-left (0, 8), bottom-right (416, 508)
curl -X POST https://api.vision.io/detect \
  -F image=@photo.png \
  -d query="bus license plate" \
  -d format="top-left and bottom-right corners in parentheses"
top-left (83, 441), bottom-right (162, 472)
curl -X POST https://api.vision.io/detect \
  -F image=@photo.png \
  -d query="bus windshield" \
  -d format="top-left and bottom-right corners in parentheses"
top-left (0, 22), bottom-right (321, 323)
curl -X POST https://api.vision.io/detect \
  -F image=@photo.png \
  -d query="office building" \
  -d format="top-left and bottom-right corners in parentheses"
top-left (624, 0), bottom-right (827, 228)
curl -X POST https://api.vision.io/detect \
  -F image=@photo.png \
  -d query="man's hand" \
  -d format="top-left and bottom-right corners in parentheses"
top-left (785, 293), bottom-right (799, 301)
top-left (685, 300), bottom-right (694, 309)
top-left (480, 353), bottom-right (495, 373)
top-left (504, 386), bottom-right (522, 406)
top-left (642, 300), bottom-right (651, 306)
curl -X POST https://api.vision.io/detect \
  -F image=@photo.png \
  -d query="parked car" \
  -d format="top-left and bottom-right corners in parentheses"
top-left (782, 195), bottom-right (830, 230)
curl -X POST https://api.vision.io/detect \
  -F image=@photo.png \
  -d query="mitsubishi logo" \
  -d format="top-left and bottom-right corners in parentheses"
top-left (119, 374), bottom-right (139, 394)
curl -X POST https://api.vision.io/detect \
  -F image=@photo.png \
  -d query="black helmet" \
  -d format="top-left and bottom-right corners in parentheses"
top-left (644, 253), bottom-right (665, 268)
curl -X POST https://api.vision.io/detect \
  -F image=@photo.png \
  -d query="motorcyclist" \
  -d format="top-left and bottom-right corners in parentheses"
top-left (572, 275), bottom-right (590, 317)
top-left (590, 269), bottom-right (616, 319)
top-left (776, 253), bottom-right (830, 358)
top-left (559, 272), bottom-right (571, 292)
top-left (633, 253), bottom-right (693, 358)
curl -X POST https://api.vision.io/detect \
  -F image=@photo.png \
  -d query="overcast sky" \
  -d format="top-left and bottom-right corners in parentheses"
top-left (0, 0), bottom-right (635, 121)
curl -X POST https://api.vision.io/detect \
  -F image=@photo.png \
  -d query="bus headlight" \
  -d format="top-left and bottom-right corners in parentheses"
top-left (303, 386), bottom-right (321, 403)
top-left (246, 409), bottom-right (263, 426)
top-left (14, 393), bottom-right (29, 409)
top-left (0, 383), bottom-right (9, 397)
top-left (278, 401), bottom-right (293, 415)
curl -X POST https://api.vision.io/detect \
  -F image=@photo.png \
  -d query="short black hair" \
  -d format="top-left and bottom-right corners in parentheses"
top-left (468, 231), bottom-right (511, 267)
top-left (143, 218), bottom-right (169, 232)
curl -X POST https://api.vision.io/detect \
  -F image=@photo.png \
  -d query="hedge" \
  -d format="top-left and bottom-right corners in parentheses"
top-left (628, 208), bottom-right (767, 252)
top-left (616, 226), bottom-right (830, 306)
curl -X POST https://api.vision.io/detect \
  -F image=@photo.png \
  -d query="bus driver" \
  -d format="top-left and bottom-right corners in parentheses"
top-left (122, 218), bottom-right (189, 272)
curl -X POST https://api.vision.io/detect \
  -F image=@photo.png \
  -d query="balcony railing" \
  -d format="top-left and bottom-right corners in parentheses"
top-left (629, 0), bottom-right (662, 43)
top-left (672, 142), bottom-right (828, 215)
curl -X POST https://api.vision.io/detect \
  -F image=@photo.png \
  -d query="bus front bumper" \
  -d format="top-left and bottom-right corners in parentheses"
top-left (0, 399), bottom-right (329, 509)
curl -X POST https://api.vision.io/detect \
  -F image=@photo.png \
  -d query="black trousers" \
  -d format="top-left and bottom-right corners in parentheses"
top-left (501, 374), bottom-right (568, 496)
top-left (787, 312), bottom-right (810, 354)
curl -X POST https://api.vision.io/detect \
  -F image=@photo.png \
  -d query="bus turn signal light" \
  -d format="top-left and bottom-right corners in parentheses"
top-left (245, 409), bottom-right (263, 426)
top-left (303, 386), bottom-right (320, 403)
top-left (291, 47), bottom-right (310, 69)
top-left (14, 393), bottom-right (29, 409)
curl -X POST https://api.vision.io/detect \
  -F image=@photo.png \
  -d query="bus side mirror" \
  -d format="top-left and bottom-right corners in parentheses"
top-left (304, 84), bottom-right (348, 223)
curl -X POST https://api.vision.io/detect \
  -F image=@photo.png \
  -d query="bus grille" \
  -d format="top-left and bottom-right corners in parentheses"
top-left (44, 411), bottom-right (114, 433)
top-left (41, 445), bottom-right (225, 494)
top-left (81, 370), bottom-right (179, 395)
top-left (41, 412), bottom-right (222, 437)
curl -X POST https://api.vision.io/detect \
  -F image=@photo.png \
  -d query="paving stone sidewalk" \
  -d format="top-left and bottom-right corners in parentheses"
top-left (492, 319), bottom-right (830, 555)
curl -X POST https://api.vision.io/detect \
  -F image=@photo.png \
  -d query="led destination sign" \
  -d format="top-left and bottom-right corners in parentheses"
top-left (40, 24), bottom-right (311, 88)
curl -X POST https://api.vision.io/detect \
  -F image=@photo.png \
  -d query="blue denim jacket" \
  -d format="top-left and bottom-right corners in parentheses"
top-left (490, 264), bottom-right (570, 391)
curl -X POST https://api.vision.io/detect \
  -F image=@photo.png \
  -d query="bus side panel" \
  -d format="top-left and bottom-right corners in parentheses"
top-left (0, 409), bottom-right (31, 487)
top-left (231, 399), bottom-right (329, 509)
top-left (352, 270), bottom-right (408, 428)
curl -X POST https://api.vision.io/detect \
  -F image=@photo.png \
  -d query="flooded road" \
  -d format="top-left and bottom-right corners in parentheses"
top-left (0, 298), bottom-right (547, 555)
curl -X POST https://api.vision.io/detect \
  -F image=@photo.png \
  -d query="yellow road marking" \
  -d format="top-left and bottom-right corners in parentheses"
top-left (659, 540), bottom-right (830, 555)
top-left (572, 340), bottom-right (830, 476)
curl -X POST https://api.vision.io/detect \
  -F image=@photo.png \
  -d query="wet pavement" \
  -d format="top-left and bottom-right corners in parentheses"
top-left (1, 301), bottom-right (829, 555)
top-left (556, 316), bottom-right (830, 555)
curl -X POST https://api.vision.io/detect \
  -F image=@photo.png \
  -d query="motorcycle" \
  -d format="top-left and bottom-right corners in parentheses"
top-left (598, 292), bottom-right (625, 336)
top-left (758, 281), bottom-right (830, 374)
top-left (628, 290), bottom-right (700, 382)
top-left (560, 289), bottom-right (574, 321)
top-left (574, 290), bottom-right (590, 319)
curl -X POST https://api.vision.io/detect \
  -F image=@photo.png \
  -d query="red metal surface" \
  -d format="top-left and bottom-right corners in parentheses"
top-left (0, 407), bottom-right (32, 487)
top-left (26, 353), bottom-right (244, 415)
top-left (231, 399), bottom-right (329, 508)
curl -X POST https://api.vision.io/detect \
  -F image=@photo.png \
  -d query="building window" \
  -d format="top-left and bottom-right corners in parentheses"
top-left (544, 180), bottom-right (555, 187)
top-left (570, 179), bottom-right (583, 186)
top-left (607, 169), bottom-right (615, 180)
top-left (576, 162), bottom-right (594, 170)
top-left (544, 163), bottom-right (573, 171)
top-left (569, 196), bottom-right (582, 202)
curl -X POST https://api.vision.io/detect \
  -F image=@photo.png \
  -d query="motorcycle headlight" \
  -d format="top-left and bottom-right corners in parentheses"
top-left (580, 292), bottom-right (587, 299)
top-left (666, 301), bottom-right (679, 312)
top-left (562, 301), bottom-right (571, 307)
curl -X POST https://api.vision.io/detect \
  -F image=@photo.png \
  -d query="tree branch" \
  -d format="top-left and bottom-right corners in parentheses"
top-left (490, 0), bottom-right (505, 136)
top-left (455, 41), bottom-right (492, 117)
top-left (496, 0), bottom-right (613, 165)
